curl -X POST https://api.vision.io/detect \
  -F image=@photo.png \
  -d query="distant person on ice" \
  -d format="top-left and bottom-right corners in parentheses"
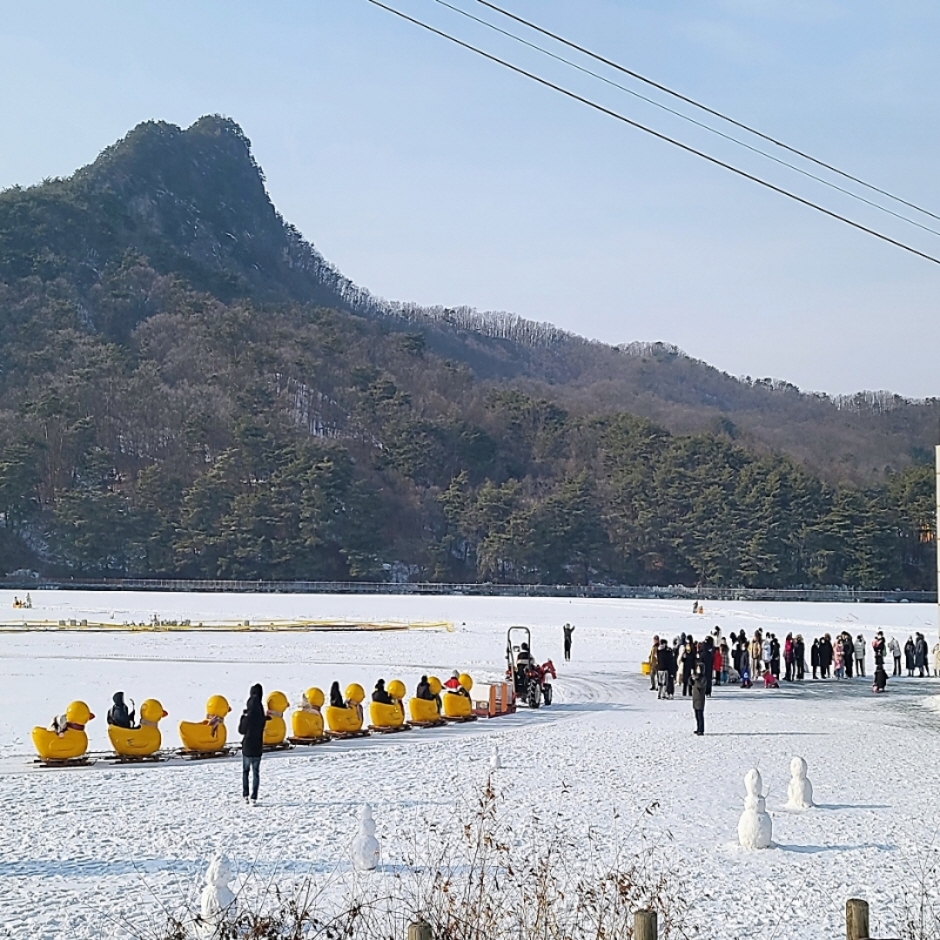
top-left (691, 667), bottom-right (706, 735)
top-left (888, 636), bottom-right (902, 676)
top-left (562, 623), bottom-right (575, 661)
top-left (239, 683), bottom-right (268, 804)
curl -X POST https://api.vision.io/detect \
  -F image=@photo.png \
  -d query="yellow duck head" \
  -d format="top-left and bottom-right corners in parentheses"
top-left (139, 699), bottom-right (168, 725)
top-left (304, 687), bottom-right (324, 708)
top-left (344, 683), bottom-right (365, 705)
top-left (428, 676), bottom-right (443, 696)
top-left (266, 691), bottom-right (289, 715)
top-left (458, 673), bottom-right (474, 693)
top-left (205, 695), bottom-right (231, 719)
top-left (387, 679), bottom-right (406, 700)
top-left (65, 701), bottom-right (95, 727)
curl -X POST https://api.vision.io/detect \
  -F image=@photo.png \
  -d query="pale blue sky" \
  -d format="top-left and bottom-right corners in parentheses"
top-left (2, 1), bottom-right (938, 396)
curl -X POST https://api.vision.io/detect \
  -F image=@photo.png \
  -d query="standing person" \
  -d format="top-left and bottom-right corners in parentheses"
top-left (905, 637), bottom-right (916, 677)
top-left (713, 643), bottom-right (723, 687)
top-left (691, 668), bottom-right (706, 735)
top-left (681, 638), bottom-right (695, 696)
top-left (770, 634), bottom-right (781, 681)
top-left (562, 623), bottom-right (575, 662)
top-left (750, 633), bottom-right (763, 681)
top-left (933, 640), bottom-right (940, 678)
top-left (761, 633), bottom-right (773, 675)
top-left (855, 634), bottom-right (866, 678)
top-left (784, 634), bottom-right (794, 682)
top-left (239, 683), bottom-right (268, 805)
top-left (794, 635), bottom-right (805, 681)
top-left (720, 640), bottom-right (730, 685)
top-left (820, 634), bottom-right (833, 679)
top-left (889, 636), bottom-right (902, 677)
top-left (702, 636), bottom-right (715, 696)
top-left (915, 633), bottom-right (928, 678)
top-left (648, 636), bottom-right (660, 691)
top-left (811, 639), bottom-right (820, 679)
top-left (842, 633), bottom-right (854, 679)
top-left (657, 640), bottom-right (672, 700)
top-left (833, 637), bottom-right (844, 680)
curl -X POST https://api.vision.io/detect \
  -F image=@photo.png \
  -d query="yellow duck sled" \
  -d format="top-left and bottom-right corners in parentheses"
top-left (409, 676), bottom-right (445, 727)
top-left (369, 679), bottom-right (408, 732)
top-left (179, 695), bottom-right (231, 754)
top-left (291, 687), bottom-right (327, 743)
top-left (326, 683), bottom-right (366, 737)
top-left (108, 699), bottom-right (168, 758)
top-left (263, 691), bottom-right (290, 748)
top-left (442, 673), bottom-right (477, 721)
top-left (32, 701), bottom-right (95, 762)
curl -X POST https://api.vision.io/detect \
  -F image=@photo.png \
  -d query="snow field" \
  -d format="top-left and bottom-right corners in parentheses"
top-left (1, 592), bottom-right (939, 939)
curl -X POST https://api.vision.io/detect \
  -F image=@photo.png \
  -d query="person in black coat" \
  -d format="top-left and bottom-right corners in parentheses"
top-left (239, 683), bottom-right (268, 803)
top-left (415, 676), bottom-right (433, 700)
top-left (330, 681), bottom-right (344, 708)
top-left (819, 635), bottom-right (833, 678)
top-left (691, 669), bottom-right (706, 735)
top-left (810, 640), bottom-right (820, 679)
top-left (701, 637), bottom-right (714, 696)
top-left (562, 623), bottom-right (575, 661)
top-left (905, 637), bottom-right (916, 677)
top-left (372, 679), bottom-right (392, 704)
top-left (107, 691), bottom-right (135, 729)
top-left (794, 636), bottom-right (805, 680)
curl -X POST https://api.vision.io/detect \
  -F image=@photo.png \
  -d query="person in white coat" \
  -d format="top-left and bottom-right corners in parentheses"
top-left (854, 634), bottom-right (866, 678)
top-left (933, 642), bottom-right (940, 678)
top-left (888, 637), bottom-right (902, 677)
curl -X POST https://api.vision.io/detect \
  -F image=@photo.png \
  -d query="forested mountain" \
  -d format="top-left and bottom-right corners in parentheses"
top-left (0, 116), bottom-right (934, 587)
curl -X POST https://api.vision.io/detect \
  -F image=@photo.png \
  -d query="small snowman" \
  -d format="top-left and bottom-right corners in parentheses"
top-left (737, 768), bottom-right (773, 849)
top-left (785, 756), bottom-right (814, 810)
top-left (197, 855), bottom-right (236, 938)
top-left (490, 743), bottom-right (501, 769)
top-left (352, 803), bottom-right (381, 871)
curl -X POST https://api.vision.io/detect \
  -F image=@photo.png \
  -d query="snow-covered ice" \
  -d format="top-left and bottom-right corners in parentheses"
top-left (1, 590), bottom-right (939, 938)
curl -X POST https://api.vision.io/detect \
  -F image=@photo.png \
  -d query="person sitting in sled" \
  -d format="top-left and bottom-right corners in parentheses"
top-left (372, 679), bottom-right (392, 705)
top-left (107, 691), bottom-right (135, 729)
top-left (444, 671), bottom-right (469, 697)
top-left (416, 675), bottom-right (435, 700)
top-left (329, 681), bottom-right (344, 709)
top-left (739, 664), bottom-right (752, 689)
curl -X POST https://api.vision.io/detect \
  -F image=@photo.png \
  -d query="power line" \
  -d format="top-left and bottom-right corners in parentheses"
top-left (475, 0), bottom-right (940, 225)
top-left (364, 0), bottom-right (940, 266)
top-left (429, 0), bottom-right (940, 240)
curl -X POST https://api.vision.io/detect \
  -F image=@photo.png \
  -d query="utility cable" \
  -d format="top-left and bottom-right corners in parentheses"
top-left (430, 0), bottom-right (940, 239)
top-left (364, 0), bottom-right (940, 266)
top-left (476, 0), bottom-right (940, 225)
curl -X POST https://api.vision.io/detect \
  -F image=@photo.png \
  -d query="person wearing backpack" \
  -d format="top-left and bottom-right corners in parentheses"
top-left (238, 683), bottom-right (268, 804)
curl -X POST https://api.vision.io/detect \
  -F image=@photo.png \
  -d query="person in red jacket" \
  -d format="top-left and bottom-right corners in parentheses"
top-left (713, 646), bottom-right (723, 687)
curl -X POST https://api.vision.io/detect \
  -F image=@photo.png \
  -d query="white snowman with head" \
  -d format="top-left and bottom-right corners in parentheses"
top-left (352, 803), bottom-right (381, 871)
top-left (786, 756), bottom-right (814, 810)
top-left (197, 854), bottom-right (236, 938)
top-left (737, 768), bottom-right (773, 849)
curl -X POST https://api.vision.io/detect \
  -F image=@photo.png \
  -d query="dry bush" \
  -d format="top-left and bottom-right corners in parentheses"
top-left (157, 781), bottom-right (691, 940)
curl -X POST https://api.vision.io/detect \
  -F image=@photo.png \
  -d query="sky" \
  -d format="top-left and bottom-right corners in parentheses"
top-left (1, 1), bottom-right (938, 397)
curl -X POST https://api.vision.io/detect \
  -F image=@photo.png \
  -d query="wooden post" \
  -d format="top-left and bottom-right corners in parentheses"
top-left (846, 899), bottom-right (870, 940)
top-left (635, 908), bottom-right (658, 940)
top-left (407, 919), bottom-right (432, 940)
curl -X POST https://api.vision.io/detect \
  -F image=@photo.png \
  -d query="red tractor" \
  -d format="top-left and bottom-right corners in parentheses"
top-left (506, 626), bottom-right (557, 708)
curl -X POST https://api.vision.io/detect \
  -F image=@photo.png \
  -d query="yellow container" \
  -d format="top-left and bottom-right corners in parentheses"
top-left (641, 661), bottom-right (651, 676)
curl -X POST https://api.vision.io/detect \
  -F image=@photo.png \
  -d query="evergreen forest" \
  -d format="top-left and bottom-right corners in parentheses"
top-left (0, 116), bottom-right (935, 588)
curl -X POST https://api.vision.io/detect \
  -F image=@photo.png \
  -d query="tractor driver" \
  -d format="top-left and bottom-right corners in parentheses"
top-left (516, 642), bottom-right (534, 671)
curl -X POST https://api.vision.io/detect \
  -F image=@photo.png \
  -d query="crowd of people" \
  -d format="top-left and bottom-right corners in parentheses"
top-left (648, 625), bottom-right (940, 700)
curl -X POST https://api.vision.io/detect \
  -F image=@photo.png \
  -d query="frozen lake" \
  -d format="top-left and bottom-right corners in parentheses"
top-left (1, 590), bottom-right (938, 939)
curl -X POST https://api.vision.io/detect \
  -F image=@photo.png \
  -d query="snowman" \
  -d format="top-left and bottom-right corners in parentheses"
top-left (352, 804), bottom-right (381, 871)
top-left (737, 768), bottom-right (773, 849)
top-left (785, 756), bottom-right (814, 810)
top-left (197, 855), bottom-right (236, 938)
